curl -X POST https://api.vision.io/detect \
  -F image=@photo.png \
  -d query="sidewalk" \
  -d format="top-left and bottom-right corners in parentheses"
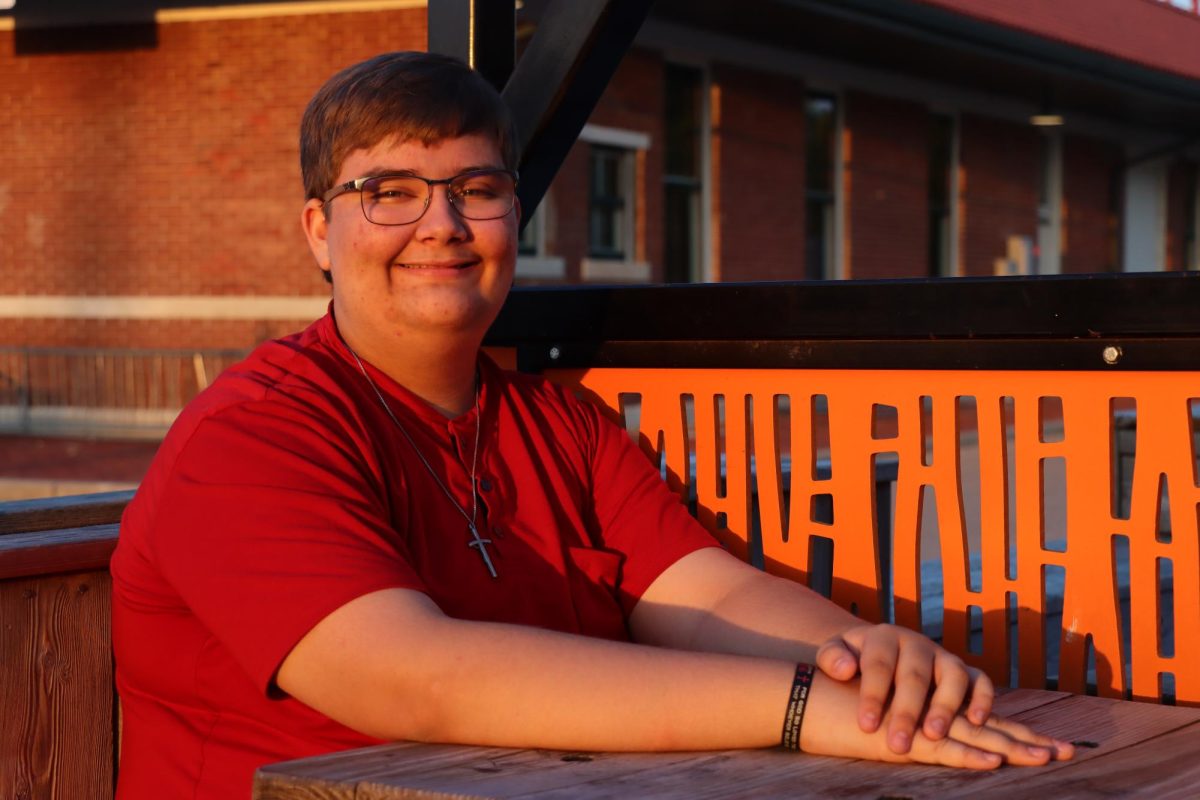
top-left (0, 435), bottom-right (160, 501)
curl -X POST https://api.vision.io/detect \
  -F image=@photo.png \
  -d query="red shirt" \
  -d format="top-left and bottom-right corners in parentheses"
top-left (111, 312), bottom-right (717, 799)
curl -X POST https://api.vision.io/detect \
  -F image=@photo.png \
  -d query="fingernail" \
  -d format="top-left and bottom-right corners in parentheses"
top-left (891, 731), bottom-right (911, 751)
top-left (928, 717), bottom-right (946, 736)
top-left (835, 657), bottom-right (853, 672)
top-left (1027, 745), bottom-right (1049, 758)
top-left (862, 711), bottom-right (878, 728)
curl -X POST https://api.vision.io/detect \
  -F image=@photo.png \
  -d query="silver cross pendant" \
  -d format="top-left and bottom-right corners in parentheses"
top-left (467, 522), bottom-right (498, 578)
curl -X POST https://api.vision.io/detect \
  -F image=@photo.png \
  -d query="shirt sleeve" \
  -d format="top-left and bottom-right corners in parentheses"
top-left (149, 398), bottom-right (424, 694)
top-left (571, 393), bottom-right (721, 615)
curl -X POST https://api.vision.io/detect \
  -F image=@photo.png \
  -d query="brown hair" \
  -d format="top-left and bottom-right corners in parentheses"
top-left (299, 51), bottom-right (518, 202)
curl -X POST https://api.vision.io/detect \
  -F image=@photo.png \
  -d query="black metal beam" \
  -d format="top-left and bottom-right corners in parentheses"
top-left (501, 0), bottom-right (655, 225)
top-left (512, 338), bottom-right (1200, 372)
top-left (427, 0), bottom-right (516, 91)
top-left (486, 272), bottom-right (1200, 371)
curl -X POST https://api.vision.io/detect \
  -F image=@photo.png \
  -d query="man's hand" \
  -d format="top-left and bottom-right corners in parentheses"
top-left (800, 670), bottom-right (1074, 768)
top-left (815, 624), bottom-right (993, 754)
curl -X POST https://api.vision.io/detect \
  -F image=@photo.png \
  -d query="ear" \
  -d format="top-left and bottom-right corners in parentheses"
top-left (301, 199), bottom-right (332, 271)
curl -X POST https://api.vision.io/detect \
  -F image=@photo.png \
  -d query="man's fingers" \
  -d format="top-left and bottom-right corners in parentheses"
top-left (911, 735), bottom-right (1003, 770)
top-left (964, 669), bottom-right (995, 726)
top-left (815, 637), bottom-right (859, 681)
top-left (881, 649), bottom-right (934, 754)
top-left (921, 654), bottom-right (970, 740)
top-left (854, 631), bottom-right (900, 736)
top-left (905, 714), bottom-right (1065, 769)
top-left (945, 715), bottom-right (1057, 766)
top-left (923, 652), bottom-right (989, 740)
top-left (965, 712), bottom-right (1076, 761)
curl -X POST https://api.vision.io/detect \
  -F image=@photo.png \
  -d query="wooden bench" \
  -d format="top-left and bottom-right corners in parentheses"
top-left (0, 490), bottom-right (132, 800)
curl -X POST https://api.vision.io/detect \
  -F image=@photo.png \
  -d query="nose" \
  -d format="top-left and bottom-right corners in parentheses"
top-left (413, 184), bottom-right (469, 241)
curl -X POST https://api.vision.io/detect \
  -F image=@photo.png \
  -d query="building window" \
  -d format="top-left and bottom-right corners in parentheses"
top-left (928, 113), bottom-right (956, 277)
top-left (515, 197), bottom-right (565, 281)
top-left (805, 94), bottom-right (838, 281)
top-left (518, 209), bottom-right (539, 257)
top-left (579, 124), bottom-right (650, 282)
top-left (589, 145), bottom-right (630, 260)
top-left (664, 63), bottom-right (704, 284)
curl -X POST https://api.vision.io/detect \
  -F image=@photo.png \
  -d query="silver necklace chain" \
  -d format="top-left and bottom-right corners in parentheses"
top-left (346, 348), bottom-right (498, 578)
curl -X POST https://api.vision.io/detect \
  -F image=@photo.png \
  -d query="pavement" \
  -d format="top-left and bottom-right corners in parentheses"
top-left (0, 435), bottom-right (160, 501)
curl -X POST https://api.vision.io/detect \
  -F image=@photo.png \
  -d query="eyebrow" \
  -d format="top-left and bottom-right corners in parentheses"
top-left (353, 165), bottom-right (505, 180)
top-left (357, 167), bottom-right (418, 179)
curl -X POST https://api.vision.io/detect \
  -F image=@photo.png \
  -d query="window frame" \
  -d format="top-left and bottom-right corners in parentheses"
top-left (579, 124), bottom-right (652, 283)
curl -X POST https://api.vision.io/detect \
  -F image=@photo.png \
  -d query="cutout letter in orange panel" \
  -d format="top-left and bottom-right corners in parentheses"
top-left (1119, 384), bottom-right (1200, 704)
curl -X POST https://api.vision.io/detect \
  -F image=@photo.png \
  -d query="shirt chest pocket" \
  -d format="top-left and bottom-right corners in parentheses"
top-left (564, 546), bottom-right (628, 642)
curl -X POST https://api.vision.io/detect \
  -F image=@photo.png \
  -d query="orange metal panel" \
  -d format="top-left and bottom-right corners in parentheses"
top-left (549, 367), bottom-right (1200, 705)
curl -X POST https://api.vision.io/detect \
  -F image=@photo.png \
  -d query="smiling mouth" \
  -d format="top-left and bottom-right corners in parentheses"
top-left (396, 261), bottom-right (477, 270)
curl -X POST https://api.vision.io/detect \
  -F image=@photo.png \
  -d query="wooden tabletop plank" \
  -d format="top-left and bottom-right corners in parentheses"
top-left (254, 693), bottom-right (1200, 800)
top-left (989, 687), bottom-right (1072, 716)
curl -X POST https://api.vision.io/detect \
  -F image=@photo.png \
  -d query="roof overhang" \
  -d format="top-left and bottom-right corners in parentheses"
top-left (651, 0), bottom-right (1200, 138)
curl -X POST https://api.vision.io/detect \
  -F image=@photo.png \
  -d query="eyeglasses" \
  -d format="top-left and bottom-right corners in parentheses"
top-left (321, 168), bottom-right (519, 226)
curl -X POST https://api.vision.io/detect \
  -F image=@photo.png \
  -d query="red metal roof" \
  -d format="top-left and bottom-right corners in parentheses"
top-left (915, 0), bottom-right (1200, 81)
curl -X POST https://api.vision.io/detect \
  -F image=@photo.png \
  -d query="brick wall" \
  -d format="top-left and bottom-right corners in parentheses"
top-left (1061, 134), bottom-right (1123, 274)
top-left (843, 91), bottom-right (929, 279)
top-left (709, 63), bottom-right (806, 282)
top-left (545, 145), bottom-right (587, 284)
top-left (1, 8), bottom-right (426, 349)
top-left (958, 114), bottom-right (1041, 277)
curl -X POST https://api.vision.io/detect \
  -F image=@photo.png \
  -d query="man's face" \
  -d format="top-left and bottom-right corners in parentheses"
top-left (302, 133), bottom-right (518, 358)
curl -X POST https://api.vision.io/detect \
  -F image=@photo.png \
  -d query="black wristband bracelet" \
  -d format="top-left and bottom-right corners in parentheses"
top-left (780, 663), bottom-right (816, 751)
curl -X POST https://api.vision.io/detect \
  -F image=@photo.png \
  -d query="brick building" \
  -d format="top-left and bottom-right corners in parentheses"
top-left (1, 0), bottom-right (1199, 433)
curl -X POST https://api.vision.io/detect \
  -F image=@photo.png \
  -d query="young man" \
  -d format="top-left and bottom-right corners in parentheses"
top-left (111, 51), bottom-right (1071, 799)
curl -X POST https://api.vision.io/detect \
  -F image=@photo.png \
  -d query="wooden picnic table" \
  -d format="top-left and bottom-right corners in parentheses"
top-left (253, 688), bottom-right (1200, 799)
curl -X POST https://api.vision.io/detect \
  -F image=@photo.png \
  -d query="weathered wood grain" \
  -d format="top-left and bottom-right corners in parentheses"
top-left (0, 571), bottom-right (116, 800)
top-left (254, 692), bottom-right (1200, 800)
top-left (0, 490), bottom-right (133, 536)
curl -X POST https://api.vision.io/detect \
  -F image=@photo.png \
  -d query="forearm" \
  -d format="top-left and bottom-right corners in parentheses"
top-left (407, 615), bottom-right (795, 750)
top-left (278, 588), bottom-right (1067, 769)
top-left (630, 548), bottom-right (861, 661)
top-left (279, 588), bottom-right (795, 751)
top-left (688, 571), bottom-right (860, 660)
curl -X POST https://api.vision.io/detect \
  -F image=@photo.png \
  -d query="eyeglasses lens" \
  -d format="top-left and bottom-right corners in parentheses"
top-left (361, 171), bottom-right (515, 225)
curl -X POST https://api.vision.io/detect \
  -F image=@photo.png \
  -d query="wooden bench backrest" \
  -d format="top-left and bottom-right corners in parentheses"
top-left (0, 491), bottom-right (131, 800)
top-left (551, 366), bottom-right (1198, 705)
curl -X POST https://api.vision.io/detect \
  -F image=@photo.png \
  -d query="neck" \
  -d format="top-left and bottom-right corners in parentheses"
top-left (341, 327), bottom-right (482, 418)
